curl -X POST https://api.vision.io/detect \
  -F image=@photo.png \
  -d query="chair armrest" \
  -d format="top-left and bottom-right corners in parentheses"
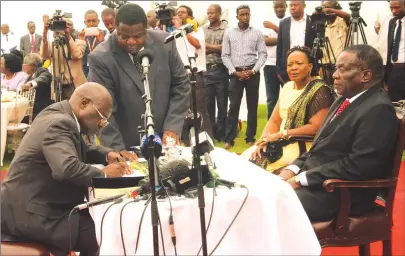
top-left (287, 135), bottom-right (315, 142)
top-left (323, 178), bottom-right (398, 192)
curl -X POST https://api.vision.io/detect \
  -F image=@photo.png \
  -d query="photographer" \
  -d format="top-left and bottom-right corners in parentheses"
top-left (320, 0), bottom-right (350, 63)
top-left (40, 15), bottom-right (86, 100)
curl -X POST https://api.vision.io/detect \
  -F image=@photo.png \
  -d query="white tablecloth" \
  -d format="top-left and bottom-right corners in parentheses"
top-left (1, 100), bottom-right (28, 166)
top-left (90, 148), bottom-right (321, 255)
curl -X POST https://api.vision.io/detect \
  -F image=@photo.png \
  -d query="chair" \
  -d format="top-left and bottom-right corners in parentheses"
top-left (288, 135), bottom-right (315, 155)
top-left (1, 233), bottom-right (50, 256)
top-left (6, 87), bottom-right (36, 152)
top-left (311, 115), bottom-right (405, 256)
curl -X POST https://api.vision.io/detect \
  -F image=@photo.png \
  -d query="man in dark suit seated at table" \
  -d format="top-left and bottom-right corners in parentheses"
top-left (278, 45), bottom-right (399, 221)
top-left (1, 83), bottom-right (132, 256)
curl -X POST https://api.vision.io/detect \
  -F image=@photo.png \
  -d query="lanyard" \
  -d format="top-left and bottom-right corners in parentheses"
top-left (86, 36), bottom-right (97, 52)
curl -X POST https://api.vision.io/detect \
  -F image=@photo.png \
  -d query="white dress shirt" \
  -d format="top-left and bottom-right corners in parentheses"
top-left (176, 28), bottom-right (206, 72)
top-left (376, 13), bottom-right (394, 65)
top-left (1, 32), bottom-right (18, 53)
top-left (290, 16), bottom-right (307, 48)
top-left (287, 90), bottom-right (367, 186)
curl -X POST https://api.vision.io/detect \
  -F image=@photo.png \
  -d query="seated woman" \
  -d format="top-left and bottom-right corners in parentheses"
top-left (242, 46), bottom-right (336, 172)
top-left (1, 52), bottom-right (27, 91)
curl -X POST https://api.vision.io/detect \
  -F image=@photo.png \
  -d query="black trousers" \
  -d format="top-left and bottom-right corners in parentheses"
top-left (204, 64), bottom-right (229, 141)
top-left (387, 65), bottom-right (405, 102)
top-left (263, 65), bottom-right (281, 119)
top-left (225, 73), bottom-right (260, 144)
top-left (50, 211), bottom-right (99, 256)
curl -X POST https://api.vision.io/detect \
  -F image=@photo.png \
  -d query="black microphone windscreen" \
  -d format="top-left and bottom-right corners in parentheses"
top-left (137, 48), bottom-right (155, 63)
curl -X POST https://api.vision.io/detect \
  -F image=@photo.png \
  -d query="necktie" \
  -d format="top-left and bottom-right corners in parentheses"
top-left (334, 99), bottom-right (350, 118)
top-left (6, 34), bottom-right (8, 42)
top-left (31, 34), bottom-right (35, 53)
top-left (131, 54), bottom-right (143, 75)
top-left (392, 20), bottom-right (402, 62)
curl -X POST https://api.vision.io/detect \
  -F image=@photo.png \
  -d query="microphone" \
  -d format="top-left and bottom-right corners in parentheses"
top-left (190, 131), bottom-right (217, 176)
top-left (164, 23), bottom-right (195, 44)
top-left (74, 193), bottom-right (126, 210)
top-left (186, 18), bottom-right (198, 32)
top-left (215, 178), bottom-right (246, 189)
top-left (141, 133), bottom-right (163, 159)
top-left (137, 48), bottom-right (155, 75)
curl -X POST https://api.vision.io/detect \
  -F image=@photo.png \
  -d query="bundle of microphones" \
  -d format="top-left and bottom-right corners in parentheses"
top-left (74, 132), bottom-right (245, 211)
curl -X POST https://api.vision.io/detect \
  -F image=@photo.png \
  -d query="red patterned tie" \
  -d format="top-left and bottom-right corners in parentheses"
top-left (334, 99), bottom-right (350, 117)
top-left (31, 34), bottom-right (35, 53)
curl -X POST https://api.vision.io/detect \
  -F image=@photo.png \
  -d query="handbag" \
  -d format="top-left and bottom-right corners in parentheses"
top-left (249, 139), bottom-right (290, 170)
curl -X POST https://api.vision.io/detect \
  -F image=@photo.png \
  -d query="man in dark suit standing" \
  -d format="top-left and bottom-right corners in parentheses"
top-left (1, 83), bottom-right (132, 255)
top-left (21, 53), bottom-right (53, 119)
top-left (278, 45), bottom-right (399, 221)
top-left (88, 4), bottom-right (190, 160)
top-left (20, 21), bottom-right (42, 56)
top-left (276, 0), bottom-right (315, 84)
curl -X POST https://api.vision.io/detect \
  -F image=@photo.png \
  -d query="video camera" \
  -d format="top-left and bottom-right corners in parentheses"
top-left (156, 2), bottom-right (175, 26)
top-left (349, 2), bottom-right (362, 18)
top-left (47, 10), bottom-right (72, 32)
top-left (311, 6), bottom-right (327, 36)
top-left (101, 0), bottom-right (127, 10)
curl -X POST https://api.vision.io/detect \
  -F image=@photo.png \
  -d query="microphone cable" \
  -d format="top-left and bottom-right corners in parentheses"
top-left (208, 186), bottom-right (250, 256)
top-left (161, 183), bottom-right (177, 256)
top-left (135, 195), bottom-right (152, 254)
top-left (120, 197), bottom-right (142, 256)
top-left (68, 208), bottom-right (77, 254)
top-left (98, 197), bottom-right (124, 254)
top-left (196, 179), bottom-right (217, 256)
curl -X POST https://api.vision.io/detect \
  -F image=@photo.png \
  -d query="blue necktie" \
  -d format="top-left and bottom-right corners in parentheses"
top-left (392, 20), bottom-right (402, 62)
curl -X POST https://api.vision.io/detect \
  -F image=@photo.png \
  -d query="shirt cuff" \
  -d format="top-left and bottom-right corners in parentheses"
top-left (285, 164), bottom-right (300, 175)
top-left (30, 80), bottom-right (37, 88)
top-left (297, 171), bottom-right (308, 186)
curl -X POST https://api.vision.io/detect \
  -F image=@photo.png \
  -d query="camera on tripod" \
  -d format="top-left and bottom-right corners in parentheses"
top-left (101, 0), bottom-right (127, 9)
top-left (156, 2), bottom-right (175, 25)
top-left (349, 2), bottom-right (362, 18)
top-left (311, 6), bottom-right (327, 37)
top-left (47, 10), bottom-right (72, 32)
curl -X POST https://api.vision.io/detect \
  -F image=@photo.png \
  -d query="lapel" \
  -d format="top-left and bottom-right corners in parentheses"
top-left (304, 15), bottom-right (313, 47)
top-left (35, 34), bottom-right (41, 48)
top-left (285, 17), bottom-right (291, 50)
top-left (59, 101), bottom-right (85, 161)
top-left (387, 17), bottom-right (397, 63)
top-left (111, 32), bottom-right (156, 96)
top-left (312, 86), bottom-right (382, 147)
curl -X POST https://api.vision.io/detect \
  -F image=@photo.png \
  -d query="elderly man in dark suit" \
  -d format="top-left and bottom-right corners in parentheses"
top-left (276, 0), bottom-right (315, 84)
top-left (88, 3), bottom-right (190, 160)
top-left (279, 45), bottom-right (399, 221)
top-left (20, 21), bottom-right (42, 56)
top-left (1, 83), bottom-right (132, 255)
top-left (21, 53), bottom-right (53, 119)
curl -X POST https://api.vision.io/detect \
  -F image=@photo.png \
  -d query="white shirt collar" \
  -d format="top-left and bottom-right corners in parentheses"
top-left (72, 112), bottom-right (81, 133)
top-left (292, 15), bottom-right (306, 23)
top-left (348, 90), bottom-right (367, 103)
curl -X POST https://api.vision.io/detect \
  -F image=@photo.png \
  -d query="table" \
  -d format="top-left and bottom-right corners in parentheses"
top-left (1, 100), bottom-right (29, 166)
top-left (90, 148), bottom-right (321, 255)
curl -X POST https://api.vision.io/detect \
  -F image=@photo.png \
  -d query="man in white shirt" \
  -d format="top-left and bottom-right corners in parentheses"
top-left (1, 24), bottom-right (18, 54)
top-left (262, 0), bottom-right (287, 119)
top-left (101, 8), bottom-right (116, 39)
top-left (176, 5), bottom-right (213, 143)
top-left (279, 45), bottom-right (398, 221)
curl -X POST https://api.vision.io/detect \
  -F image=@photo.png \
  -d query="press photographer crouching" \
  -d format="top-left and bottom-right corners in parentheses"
top-left (40, 10), bottom-right (87, 101)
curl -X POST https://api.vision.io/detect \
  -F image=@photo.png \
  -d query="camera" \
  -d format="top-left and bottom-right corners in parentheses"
top-left (47, 10), bottom-right (72, 32)
top-left (311, 6), bottom-right (327, 36)
top-left (349, 2), bottom-right (362, 18)
top-left (101, 0), bottom-right (127, 9)
top-left (156, 2), bottom-right (175, 26)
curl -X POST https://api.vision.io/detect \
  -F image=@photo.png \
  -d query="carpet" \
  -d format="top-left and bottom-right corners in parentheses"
top-left (321, 161), bottom-right (405, 256)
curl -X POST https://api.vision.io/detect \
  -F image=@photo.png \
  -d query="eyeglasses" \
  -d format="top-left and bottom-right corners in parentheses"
top-left (91, 103), bottom-right (109, 128)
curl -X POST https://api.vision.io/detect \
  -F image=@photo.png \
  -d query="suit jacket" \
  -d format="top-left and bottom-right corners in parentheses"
top-left (276, 15), bottom-right (315, 72)
top-left (292, 85), bottom-right (399, 214)
top-left (1, 101), bottom-right (111, 249)
top-left (20, 33), bottom-right (42, 56)
top-left (40, 37), bottom-right (87, 87)
top-left (25, 67), bottom-right (53, 116)
top-left (87, 30), bottom-right (191, 151)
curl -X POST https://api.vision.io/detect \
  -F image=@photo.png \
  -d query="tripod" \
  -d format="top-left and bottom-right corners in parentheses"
top-left (344, 16), bottom-right (368, 48)
top-left (312, 33), bottom-right (336, 86)
top-left (51, 34), bottom-right (74, 102)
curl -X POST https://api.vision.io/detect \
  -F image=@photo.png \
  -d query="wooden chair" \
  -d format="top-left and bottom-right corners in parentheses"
top-left (311, 115), bottom-right (405, 256)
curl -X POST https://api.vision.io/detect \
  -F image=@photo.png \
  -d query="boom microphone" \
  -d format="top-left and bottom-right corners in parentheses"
top-left (137, 48), bottom-right (155, 75)
top-left (164, 23), bottom-right (195, 44)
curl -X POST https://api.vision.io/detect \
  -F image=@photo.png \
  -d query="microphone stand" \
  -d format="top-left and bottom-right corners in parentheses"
top-left (141, 62), bottom-right (161, 256)
top-left (177, 30), bottom-right (208, 256)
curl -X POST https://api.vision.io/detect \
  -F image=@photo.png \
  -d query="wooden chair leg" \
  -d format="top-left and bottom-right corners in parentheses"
top-left (359, 243), bottom-right (370, 256)
top-left (383, 239), bottom-right (392, 256)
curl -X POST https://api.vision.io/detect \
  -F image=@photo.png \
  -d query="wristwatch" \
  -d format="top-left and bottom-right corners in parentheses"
top-left (281, 129), bottom-right (288, 139)
top-left (251, 70), bottom-right (256, 76)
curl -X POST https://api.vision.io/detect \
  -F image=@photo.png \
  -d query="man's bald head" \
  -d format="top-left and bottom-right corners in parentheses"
top-left (69, 83), bottom-right (112, 134)
top-left (1, 24), bottom-right (10, 35)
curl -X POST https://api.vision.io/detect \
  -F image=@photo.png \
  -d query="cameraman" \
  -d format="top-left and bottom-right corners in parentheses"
top-left (40, 16), bottom-right (87, 100)
top-left (320, 0), bottom-right (350, 63)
